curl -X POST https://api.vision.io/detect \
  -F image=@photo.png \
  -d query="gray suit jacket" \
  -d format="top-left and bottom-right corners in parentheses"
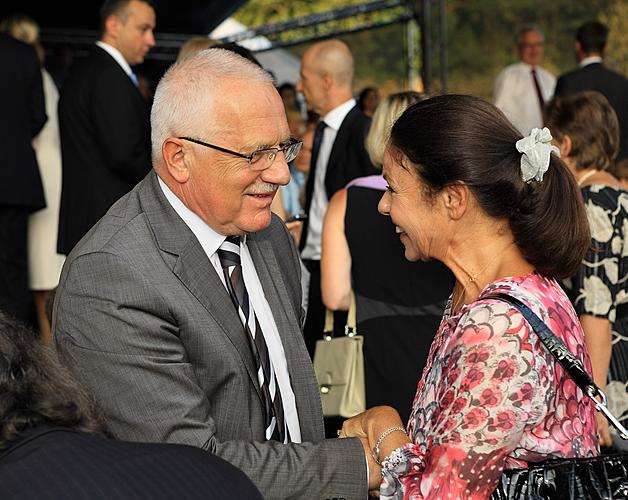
top-left (53, 172), bottom-right (367, 499)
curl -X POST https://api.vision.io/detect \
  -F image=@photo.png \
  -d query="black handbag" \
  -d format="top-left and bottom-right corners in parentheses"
top-left (485, 293), bottom-right (628, 500)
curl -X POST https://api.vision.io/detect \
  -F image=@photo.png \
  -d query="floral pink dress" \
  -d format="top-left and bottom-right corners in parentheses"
top-left (380, 273), bottom-right (599, 499)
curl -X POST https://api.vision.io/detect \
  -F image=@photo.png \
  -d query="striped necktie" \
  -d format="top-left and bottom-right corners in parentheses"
top-left (217, 236), bottom-right (288, 442)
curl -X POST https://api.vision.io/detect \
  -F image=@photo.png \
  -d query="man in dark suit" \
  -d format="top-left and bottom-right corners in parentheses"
top-left (53, 49), bottom-right (376, 499)
top-left (0, 33), bottom-right (46, 325)
top-left (57, 0), bottom-right (155, 255)
top-left (296, 39), bottom-right (377, 358)
top-left (555, 21), bottom-right (628, 162)
top-left (0, 312), bottom-right (263, 500)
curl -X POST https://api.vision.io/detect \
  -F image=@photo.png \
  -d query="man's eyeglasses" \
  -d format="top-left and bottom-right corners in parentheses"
top-left (179, 136), bottom-right (303, 171)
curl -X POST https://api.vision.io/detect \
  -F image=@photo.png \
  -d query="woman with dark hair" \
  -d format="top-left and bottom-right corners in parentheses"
top-left (545, 90), bottom-right (628, 451)
top-left (0, 313), bottom-right (262, 499)
top-left (340, 94), bottom-right (598, 498)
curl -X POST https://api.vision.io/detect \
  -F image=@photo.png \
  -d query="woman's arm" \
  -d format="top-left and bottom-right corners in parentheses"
top-left (580, 314), bottom-right (613, 446)
top-left (321, 188), bottom-right (352, 311)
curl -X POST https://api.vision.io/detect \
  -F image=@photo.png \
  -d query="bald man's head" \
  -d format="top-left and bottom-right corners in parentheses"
top-left (297, 39), bottom-right (355, 115)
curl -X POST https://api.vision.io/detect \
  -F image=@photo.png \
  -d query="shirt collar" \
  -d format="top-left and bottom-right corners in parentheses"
top-left (579, 55), bottom-right (603, 68)
top-left (157, 176), bottom-right (246, 257)
top-left (321, 98), bottom-right (356, 131)
top-left (95, 41), bottom-right (134, 77)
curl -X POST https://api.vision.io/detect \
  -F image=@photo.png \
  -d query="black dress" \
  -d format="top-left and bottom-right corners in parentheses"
top-left (345, 185), bottom-right (454, 422)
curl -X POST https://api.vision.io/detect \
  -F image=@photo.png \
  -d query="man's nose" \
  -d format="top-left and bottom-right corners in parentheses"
top-left (146, 30), bottom-right (155, 47)
top-left (263, 155), bottom-right (291, 187)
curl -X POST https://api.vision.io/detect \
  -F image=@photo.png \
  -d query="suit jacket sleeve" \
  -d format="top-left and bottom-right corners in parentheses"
top-left (53, 251), bottom-right (367, 500)
top-left (91, 69), bottom-right (150, 185)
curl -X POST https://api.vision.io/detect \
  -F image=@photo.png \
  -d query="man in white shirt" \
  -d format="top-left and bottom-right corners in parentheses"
top-left (296, 40), bottom-right (376, 358)
top-left (493, 25), bottom-right (556, 135)
top-left (57, 0), bottom-right (155, 255)
top-left (53, 48), bottom-right (377, 499)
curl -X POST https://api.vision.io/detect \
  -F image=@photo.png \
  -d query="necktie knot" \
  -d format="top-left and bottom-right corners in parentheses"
top-left (218, 236), bottom-right (241, 268)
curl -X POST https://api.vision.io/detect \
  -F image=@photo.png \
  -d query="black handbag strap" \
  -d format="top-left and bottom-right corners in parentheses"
top-left (484, 293), bottom-right (628, 440)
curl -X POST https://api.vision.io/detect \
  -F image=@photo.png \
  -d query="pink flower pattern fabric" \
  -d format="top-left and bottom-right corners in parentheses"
top-left (380, 273), bottom-right (598, 499)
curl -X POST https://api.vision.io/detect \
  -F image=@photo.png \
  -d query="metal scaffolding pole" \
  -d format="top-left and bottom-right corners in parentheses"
top-left (439, 0), bottom-right (447, 92)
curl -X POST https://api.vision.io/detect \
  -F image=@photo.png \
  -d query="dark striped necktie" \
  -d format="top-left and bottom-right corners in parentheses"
top-left (217, 236), bottom-right (288, 443)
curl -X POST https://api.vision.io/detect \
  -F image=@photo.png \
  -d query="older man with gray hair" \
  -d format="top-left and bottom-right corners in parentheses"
top-left (53, 49), bottom-right (377, 499)
top-left (493, 25), bottom-right (556, 135)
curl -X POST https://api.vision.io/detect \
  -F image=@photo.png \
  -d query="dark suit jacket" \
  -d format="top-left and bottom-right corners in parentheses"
top-left (300, 104), bottom-right (376, 251)
top-left (0, 425), bottom-right (263, 499)
top-left (555, 62), bottom-right (628, 161)
top-left (0, 34), bottom-right (46, 210)
top-left (53, 172), bottom-right (367, 499)
top-left (57, 44), bottom-right (151, 254)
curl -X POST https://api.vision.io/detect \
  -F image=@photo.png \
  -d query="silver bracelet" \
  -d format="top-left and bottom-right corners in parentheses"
top-left (372, 426), bottom-right (406, 465)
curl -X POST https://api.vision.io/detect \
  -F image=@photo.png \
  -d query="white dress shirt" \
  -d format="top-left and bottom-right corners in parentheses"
top-left (302, 98), bottom-right (356, 261)
top-left (95, 41), bottom-right (137, 85)
top-left (493, 62), bottom-right (556, 135)
top-left (158, 177), bottom-right (302, 443)
top-left (579, 55), bottom-right (603, 68)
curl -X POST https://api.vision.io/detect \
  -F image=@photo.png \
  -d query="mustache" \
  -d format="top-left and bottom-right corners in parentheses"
top-left (247, 183), bottom-right (279, 195)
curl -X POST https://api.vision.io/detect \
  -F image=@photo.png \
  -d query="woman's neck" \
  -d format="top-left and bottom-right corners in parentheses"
top-left (445, 229), bottom-right (534, 312)
top-left (575, 167), bottom-right (620, 188)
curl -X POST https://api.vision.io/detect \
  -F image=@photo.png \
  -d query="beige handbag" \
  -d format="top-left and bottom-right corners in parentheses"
top-left (313, 295), bottom-right (365, 418)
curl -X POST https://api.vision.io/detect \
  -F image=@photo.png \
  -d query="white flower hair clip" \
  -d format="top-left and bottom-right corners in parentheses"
top-left (515, 127), bottom-right (560, 183)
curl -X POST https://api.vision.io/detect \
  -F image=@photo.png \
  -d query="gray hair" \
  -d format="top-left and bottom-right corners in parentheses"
top-left (515, 24), bottom-right (544, 45)
top-left (150, 48), bottom-right (274, 167)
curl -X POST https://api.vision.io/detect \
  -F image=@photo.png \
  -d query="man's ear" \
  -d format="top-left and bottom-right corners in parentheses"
top-left (104, 15), bottom-right (121, 40)
top-left (442, 182), bottom-right (469, 221)
top-left (322, 73), bottom-right (333, 92)
top-left (162, 138), bottom-right (190, 183)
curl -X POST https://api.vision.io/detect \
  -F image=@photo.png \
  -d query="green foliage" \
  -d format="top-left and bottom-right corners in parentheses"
top-left (235, 0), bottom-right (626, 98)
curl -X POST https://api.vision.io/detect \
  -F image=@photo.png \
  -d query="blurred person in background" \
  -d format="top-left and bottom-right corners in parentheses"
top-left (357, 86), bottom-right (380, 118)
top-left (555, 21), bottom-right (628, 162)
top-left (494, 25), bottom-right (556, 135)
top-left (321, 91), bottom-right (453, 422)
top-left (0, 14), bottom-right (65, 344)
top-left (296, 39), bottom-right (377, 358)
top-left (176, 35), bottom-right (217, 62)
top-left (57, 0), bottom-right (155, 255)
top-left (340, 94), bottom-right (597, 498)
top-left (0, 21), bottom-right (46, 327)
top-left (545, 90), bottom-right (628, 451)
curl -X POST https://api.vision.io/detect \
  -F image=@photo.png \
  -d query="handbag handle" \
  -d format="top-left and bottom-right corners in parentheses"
top-left (323, 294), bottom-right (357, 340)
top-left (484, 293), bottom-right (628, 440)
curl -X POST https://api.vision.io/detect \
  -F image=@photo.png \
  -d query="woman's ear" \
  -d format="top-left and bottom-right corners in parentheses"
top-left (162, 138), bottom-right (190, 183)
top-left (556, 134), bottom-right (573, 159)
top-left (442, 182), bottom-right (469, 221)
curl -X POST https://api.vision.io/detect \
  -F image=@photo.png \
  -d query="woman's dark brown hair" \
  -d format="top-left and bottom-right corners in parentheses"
top-left (544, 90), bottom-right (619, 171)
top-left (0, 313), bottom-right (105, 445)
top-left (389, 94), bottom-right (590, 278)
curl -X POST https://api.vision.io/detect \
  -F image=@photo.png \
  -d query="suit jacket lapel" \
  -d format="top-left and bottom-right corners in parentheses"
top-left (139, 173), bottom-right (262, 401)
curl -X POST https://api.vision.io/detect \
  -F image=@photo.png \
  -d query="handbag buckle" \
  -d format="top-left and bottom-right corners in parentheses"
top-left (345, 326), bottom-right (357, 337)
top-left (323, 331), bottom-right (333, 341)
top-left (320, 384), bottom-right (331, 394)
top-left (586, 385), bottom-right (628, 440)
